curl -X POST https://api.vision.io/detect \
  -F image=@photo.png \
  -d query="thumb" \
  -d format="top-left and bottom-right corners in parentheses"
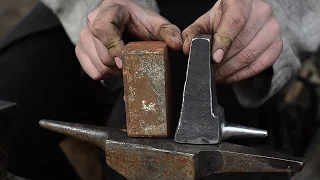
top-left (181, 1), bottom-right (222, 55)
top-left (212, 0), bottom-right (252, 63)
top-left (125, 9), bottom-right (183, 51)
top-left (90, 3), bottom-right (130, 65)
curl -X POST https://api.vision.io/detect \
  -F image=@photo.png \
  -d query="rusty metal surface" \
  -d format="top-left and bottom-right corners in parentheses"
top-left (122, 41), bottom-right (171, 138)
top-left (39, 119), bottom-right (305, 180)
top-left (174, 35), bottom-right (267, 145)
top-left (0, 101), bottom-right (16, 180)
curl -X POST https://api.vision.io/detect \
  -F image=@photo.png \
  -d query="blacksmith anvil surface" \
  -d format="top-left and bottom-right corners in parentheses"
top-left (39, 35), bottom-right (304, 180)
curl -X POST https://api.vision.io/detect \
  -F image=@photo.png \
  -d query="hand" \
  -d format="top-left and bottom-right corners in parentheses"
top-left (182, 0), bottom-right (282, 83)
top-left (75, 0), bottom-right (183, 80)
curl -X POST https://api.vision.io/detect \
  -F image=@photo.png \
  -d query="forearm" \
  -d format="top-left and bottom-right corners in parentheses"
top-left (40, 0), bottom-right (159, 45)
top-left (233, 0), bottom-right (320, 107)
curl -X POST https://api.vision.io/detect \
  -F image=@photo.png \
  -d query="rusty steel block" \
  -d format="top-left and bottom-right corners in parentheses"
top-left (122, 41), bottom-right (171, 138)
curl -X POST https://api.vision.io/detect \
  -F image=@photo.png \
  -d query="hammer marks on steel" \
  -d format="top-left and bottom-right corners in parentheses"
top-left (122, 42), bottom-right (171, 138)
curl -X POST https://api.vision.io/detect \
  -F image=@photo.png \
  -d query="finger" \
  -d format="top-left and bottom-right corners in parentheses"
top-left (87, 6), bottom-right (100, 27)
top-left (181, 17), bottom-right (208, 54)
top-left (158, 23), bottom-right (183, 50)
top-left (115, 57), bottom-right (123, 69)
top-left (182, 1), bottom-right (222, 54)
top-left (91, 3), bottom-right (129, 62)
top-left (79, 25), bottom-right (122, 77)
top-left (91, 2), bottom-right (182, 65)
top-left (126, 9), bottom-right (183, 50)
top-left (75, 44), bottom-right (103, 80)
top-left (215, 17), bottom-right (281, 81)
top-left (223, 0), bottom-right (272, 61)
top-left (212, 0), bottom-right (253, 63)
top-left (116, 0), bottom-right (183, 49)
top-left (87, 5), bottom-right (120, 67)
top-left (93, 35), bottom-right (122, 67)
top-left (222, 39), bottom-right (283, 84)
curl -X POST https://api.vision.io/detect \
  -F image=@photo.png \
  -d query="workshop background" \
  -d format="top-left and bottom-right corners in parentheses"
top-left (1, 1), bottom-right (320, 180)
top-left (1, 1), bottom-right (106, 180)
top-left (0, 0), bottom-right (37, 40)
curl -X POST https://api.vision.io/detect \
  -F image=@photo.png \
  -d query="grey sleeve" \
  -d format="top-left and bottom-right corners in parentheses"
top-left (233, 0), bottom-right (320, 107)
top-left (40, 0), bottom-right (159, 45)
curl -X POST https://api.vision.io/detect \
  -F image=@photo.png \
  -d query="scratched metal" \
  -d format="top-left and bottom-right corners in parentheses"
top-left (122, 42), bottom-right (171, 138)
top-left (174, 35), bottom-right (267, 145)
top-left (0, 101), bottom-right (16, 179)
top-left (39, 120), bottom-right (305, 180)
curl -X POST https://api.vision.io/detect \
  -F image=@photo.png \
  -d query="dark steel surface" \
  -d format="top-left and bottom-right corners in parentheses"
top-left (39, 119), bottom-right (305, 180)
top-left (174, 35), bottom-right (267, 145)
top-left (0, 100), bottom-right (17, 180)
top-left (122, 41), bottom-right (171, 138)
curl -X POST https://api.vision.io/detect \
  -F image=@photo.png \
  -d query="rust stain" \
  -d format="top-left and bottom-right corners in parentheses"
top-left (105, 141), bottom-right (195, 180)
top-left (122, 41), bottom-right (171, 138)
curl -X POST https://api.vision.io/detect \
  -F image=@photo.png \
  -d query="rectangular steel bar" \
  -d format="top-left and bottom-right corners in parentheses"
top-left (122, 41), bottom-right (171, 138)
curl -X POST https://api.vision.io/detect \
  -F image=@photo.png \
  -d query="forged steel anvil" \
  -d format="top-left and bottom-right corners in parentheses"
top-left (39, 35), bottom-right (304, 180)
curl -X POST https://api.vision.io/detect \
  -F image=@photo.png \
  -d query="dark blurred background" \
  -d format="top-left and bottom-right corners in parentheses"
top-left (0, 0), bottom-right (37, 40)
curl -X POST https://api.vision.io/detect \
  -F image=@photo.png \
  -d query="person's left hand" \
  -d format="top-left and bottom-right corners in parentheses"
top-left (182, 0), bottom-right (282, 84)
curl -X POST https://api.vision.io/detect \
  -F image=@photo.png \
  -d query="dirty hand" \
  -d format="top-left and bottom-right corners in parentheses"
top-left (75, 0), bottom-right (183, 80)
top-left (182, 0), bottom-right (282, 83)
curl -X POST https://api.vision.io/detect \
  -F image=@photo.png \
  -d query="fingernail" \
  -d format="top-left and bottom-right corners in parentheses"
top-left (115, 57), bottom-right (122, 69)
top-left (213, 49), bottom-right (224, 63)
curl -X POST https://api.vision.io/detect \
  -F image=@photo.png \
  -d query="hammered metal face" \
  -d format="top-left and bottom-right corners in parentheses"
top-left (122, 42), bottom-right (171, 138)
top-left (174, 35), bottom-right (223, 144)
top-left (174, 35), bottom-right (267, 145)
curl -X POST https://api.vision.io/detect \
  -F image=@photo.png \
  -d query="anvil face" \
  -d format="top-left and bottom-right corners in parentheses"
top-left (39, 120), bottom-right (304, 180)
top-left (104, 128), bottom-right (304, 180)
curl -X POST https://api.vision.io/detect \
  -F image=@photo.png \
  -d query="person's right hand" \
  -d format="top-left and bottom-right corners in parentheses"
top-left (75, 0), bottom-right (183, 80)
